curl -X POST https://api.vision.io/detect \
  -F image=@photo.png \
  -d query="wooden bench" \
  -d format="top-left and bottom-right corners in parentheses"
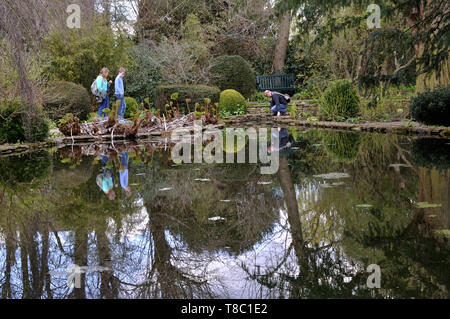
top-left (256, 74), bottom-right (296, 94)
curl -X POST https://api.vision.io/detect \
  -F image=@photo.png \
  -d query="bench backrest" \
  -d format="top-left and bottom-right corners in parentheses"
top-left (256, 74), bottom-right (296, 93)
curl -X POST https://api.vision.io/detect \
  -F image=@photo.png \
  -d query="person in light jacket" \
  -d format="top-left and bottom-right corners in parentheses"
top-left (97, 67), bottom-right (112, 119)
top-left (115, 67), bottom-right (127, 123)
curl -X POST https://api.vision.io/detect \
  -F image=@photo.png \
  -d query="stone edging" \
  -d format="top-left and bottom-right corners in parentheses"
top-left (224, 114), bottom-right (450, 137)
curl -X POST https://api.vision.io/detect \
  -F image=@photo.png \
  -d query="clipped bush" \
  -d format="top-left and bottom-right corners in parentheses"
top-left (319, 80), bottom-right (360, 121)
top-left (322, 131), bottom-right (361, 163)
top-left (210, 55), bottom-right (256, 98)
top-left (155, 84), bottom-right (220, 113)
top-left (124, 97), bottom-right (140, 118)
top-left (0, 100), bottom-right (49, 144)
top-left (43, 81), bottom-right (91, 121)
top-left (409, 86), bottom-right (450, 126)
top-left (219, 89), bottom-right (247, 115)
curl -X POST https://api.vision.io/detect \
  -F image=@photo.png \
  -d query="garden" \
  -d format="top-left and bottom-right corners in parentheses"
top-left (0, 0), bottom-right (449, 301)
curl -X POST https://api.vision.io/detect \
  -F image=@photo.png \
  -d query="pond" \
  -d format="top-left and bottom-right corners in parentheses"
top-left (0, 128), bottom-right (449, 299)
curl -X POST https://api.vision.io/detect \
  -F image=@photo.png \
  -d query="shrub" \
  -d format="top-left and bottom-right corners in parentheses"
top-left (43, 81), bottom-right (91, 121)
top-left (0, 100), bottom-right (49, 144)
top-left (124, 97), bottom-right (140, 118)
top-left (155, 84), bottom-right (220, 113)
top-left (319, 80), bottom-right (360, 121)
top-left (219, 89), bottom-right (247, 115)
top-left (125, 45), bottom-right (162, 103)
top-left (210, 55), bottom-right (256, 98)
top-left (322, 131), bottom-right (361, 163)
top-left (409, 86), bottom-right (450, 126)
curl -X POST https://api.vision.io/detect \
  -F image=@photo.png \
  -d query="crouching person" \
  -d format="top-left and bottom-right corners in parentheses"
top-left (264, 90), bottom-right (289, 117)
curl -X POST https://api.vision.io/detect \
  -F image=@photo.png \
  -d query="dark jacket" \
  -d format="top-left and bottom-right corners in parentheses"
top-left (270, 92), bottom-right (289, 111)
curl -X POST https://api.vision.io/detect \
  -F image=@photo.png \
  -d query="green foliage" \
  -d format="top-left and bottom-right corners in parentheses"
top-left (43, 21), bottom-right (130, 90)
top-left (210, 55), bottom-right (256, 98)
top-left (409, 86), bottom-right (450, 126)
top-left (322, 131), bottom-right (361, 163)
top-left (362, 98), bottom-right (407, 122)
top-left (249, 92), bottom-right (267, 103)
top-left (319, 80), bottom-right (360, 121)
top-left (125, 45), bottom-right (162, 103)
top-left (0, 100), bottom-right (25, 144)
top-left (42, 81), bottom-right (91, 121)
top-left (0, 100), bottom-right (48, 144)
top-left (155, 84), bottom-right (220, 113)
top-left (124, 97), bottom-right (140, 118)
top-left (219, 89), bottom-right (247, 115)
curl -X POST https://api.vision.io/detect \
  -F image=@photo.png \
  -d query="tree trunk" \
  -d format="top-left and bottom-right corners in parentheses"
top-left (273, 10), bottom-right (291, 74)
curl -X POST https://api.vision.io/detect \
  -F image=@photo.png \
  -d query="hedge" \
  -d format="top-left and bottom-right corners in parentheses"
top-left (210, 55), bottom-right (256, 98)
top-left (43, 81), bottom-right (91, 121)
top-left (319, 80), bottom-right (360, 121)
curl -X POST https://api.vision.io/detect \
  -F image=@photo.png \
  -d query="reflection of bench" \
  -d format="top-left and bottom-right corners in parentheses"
top-left (256, 74), bottom-right (296, 94)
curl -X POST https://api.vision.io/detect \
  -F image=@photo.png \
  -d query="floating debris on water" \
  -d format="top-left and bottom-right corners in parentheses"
top-left (220, 200), bottom-right (232, 203)
top-left (313, 172), bottom-right (351, 179)
top-left (416, 202), bottom-right (442, 208)
top-left (159, 187), bottom-right (173, 192)
top-left (208, 216), bottom-right (226, 221)
top-left (320, 182), bottom-right (345, 188)
top-left (257, 181), bottom-right (272, 185)
top-left (312, 144), bottom-right (322, 147)
top-left (195, 178), bottom-right (211, 182)
top-left (136, 173), bottom-right (146, 176)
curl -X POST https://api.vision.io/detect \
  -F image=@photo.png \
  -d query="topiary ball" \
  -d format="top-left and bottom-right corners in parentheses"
top-left (219, 89), bottom-right (247, 115)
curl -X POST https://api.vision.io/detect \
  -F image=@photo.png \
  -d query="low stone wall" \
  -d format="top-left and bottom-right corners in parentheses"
top-left (224, 113), bottom-right (450, 138)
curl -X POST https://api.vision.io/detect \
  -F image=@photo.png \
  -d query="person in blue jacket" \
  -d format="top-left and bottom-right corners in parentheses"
top-left (264, 90), bottom-right (289, 117)
top-left (115, 67), bottom-right (127, 123)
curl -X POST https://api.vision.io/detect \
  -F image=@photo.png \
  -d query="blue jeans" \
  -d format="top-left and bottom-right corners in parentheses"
top-left (115, 95), bottom-right (126, 119)
top-left (271, 104), bottom-right (288, 116)
top-left (97, 94), bottom-right (109, 118)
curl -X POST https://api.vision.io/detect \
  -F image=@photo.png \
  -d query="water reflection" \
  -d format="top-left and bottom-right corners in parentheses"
top-left (0, 130), bottom-right (448, 299)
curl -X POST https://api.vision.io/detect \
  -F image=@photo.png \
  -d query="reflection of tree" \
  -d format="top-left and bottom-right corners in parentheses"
top-left (243, 155), bottom-right (370, 298)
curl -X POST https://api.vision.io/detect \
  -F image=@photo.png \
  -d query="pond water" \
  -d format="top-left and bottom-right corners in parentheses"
top-left (0, 128), bottom-right (449, 299)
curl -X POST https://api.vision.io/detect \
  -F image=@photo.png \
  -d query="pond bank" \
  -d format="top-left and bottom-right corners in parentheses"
top-left (224, 114), bottom-right (450, 138)
top-left (2, 115), bottom-right (449, 157)
top-left (0, 123), bottom-right (225, 157)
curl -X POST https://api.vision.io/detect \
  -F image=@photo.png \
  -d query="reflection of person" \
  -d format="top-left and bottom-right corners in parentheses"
top-left (115, 67), bottom-right (127, 123)
top-left (119, 152), bottom-right (132, 198)
top-left (264, 90), bottom-right (289, 117)
top-left (269, 127), bottom-right (291, 153)
top-left (96, 155), bottom-right (116, 200)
